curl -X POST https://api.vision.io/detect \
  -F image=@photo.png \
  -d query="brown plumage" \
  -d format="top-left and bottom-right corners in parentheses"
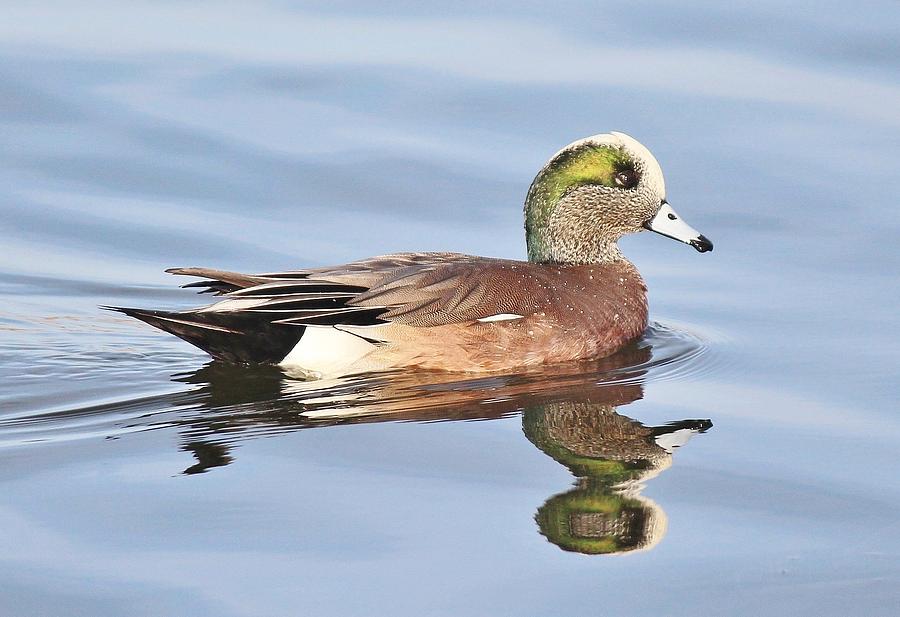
top-left (109, 132), bottom-right (712, 376)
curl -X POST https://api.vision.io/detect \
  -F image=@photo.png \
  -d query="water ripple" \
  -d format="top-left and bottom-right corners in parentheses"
top-left (0, 320), bottom-right (715, 449)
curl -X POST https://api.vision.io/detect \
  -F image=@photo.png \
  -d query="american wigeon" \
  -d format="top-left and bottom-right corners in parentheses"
top-left (111, 132), bottom-right (712, 377)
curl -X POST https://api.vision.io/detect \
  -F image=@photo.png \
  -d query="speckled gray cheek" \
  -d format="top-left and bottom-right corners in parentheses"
top-left (631, 159), bottom-right (663, 222)
top-left (541, 181), bottom-right (661, 264)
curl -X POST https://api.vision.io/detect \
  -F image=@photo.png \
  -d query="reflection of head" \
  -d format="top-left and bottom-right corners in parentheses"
top-left (524, 399), bottom-right (709, 555)
top-left (535, 484), bottom-right (667, 555)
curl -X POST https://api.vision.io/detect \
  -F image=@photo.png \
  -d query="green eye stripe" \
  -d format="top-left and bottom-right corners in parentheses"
top-left (536, 145), bottom-right (635, 206)
top-left (525, 145), bottom-right (635, 261)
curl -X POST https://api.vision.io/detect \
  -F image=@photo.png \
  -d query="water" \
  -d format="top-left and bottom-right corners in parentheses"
top-left (2, 2), bottom-right (899, 615)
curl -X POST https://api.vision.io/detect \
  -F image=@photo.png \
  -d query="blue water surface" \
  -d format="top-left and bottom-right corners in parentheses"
top-left (1, 2), bottom-right (899, 615)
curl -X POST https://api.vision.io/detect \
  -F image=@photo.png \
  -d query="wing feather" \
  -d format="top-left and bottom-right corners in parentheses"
top-left (164, 253), bottom-right (539, 330)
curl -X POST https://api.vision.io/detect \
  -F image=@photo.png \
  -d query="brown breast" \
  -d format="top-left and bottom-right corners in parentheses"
top-left (365, 260), bottom-right (649, 372)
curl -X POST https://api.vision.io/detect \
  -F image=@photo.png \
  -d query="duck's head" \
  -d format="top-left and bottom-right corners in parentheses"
top-left (524, 132), bottom-right (713, 264)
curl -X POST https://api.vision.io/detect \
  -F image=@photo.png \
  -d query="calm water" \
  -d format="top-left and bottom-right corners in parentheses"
top-left (2, 2), bottom-right (899, 615)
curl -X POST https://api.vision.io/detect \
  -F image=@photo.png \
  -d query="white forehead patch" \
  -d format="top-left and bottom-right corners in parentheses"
top-left (610, 132), bottom-right (665, 196)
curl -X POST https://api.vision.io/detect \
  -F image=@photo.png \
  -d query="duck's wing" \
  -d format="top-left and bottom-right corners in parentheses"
top-left (341, 257), bottom-right (559, 327)
top-left (166, 252), bottom-right (477, 295)
top-left (208, 253), bottom-right (532, 329)
top-left (108, 253), bottom-right (499, 363)
top-left (162, 254), bottom-right (571, 330)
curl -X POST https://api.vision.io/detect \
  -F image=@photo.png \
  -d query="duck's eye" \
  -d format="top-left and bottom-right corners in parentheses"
top-left (614, 169), bottom-right (638, 189)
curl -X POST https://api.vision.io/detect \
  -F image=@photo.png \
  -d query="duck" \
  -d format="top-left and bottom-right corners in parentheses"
top-left (110, 132), bottom-right (712, 378)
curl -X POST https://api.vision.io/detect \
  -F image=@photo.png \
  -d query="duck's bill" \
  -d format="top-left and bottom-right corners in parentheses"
top-left (643, 202), bottom-right (713, 253)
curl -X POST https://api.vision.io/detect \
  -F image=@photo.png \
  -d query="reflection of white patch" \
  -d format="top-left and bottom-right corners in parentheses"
top-left (476, 313), bottom-right (524, 323)
top-left (280, 325), bottom-right (375, 377)
top-left (654, 428), bottom-right (697, 453)
top-left (645, 202), bottom-right (703, 245)
top-left (301, 407), bottom-right (373, 420)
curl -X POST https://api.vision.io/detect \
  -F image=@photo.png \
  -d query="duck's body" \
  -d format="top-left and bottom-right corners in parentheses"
top-left (112, 132), bottom-right (711, 377)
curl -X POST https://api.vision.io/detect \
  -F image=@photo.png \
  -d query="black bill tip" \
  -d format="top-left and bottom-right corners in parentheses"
top-left (689, 234), bottom-right (714, 253)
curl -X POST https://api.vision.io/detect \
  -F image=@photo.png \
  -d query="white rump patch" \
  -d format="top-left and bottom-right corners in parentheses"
top-left (476, 313), bottom-right (524, 323)
top-left (279, 325), bottom-right (376, 378)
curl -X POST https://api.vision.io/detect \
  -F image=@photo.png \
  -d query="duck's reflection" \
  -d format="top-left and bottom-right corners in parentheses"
top-left (170, 339), bottom-right (711, 555)
top-left (524, 400), bottom-right (710, 554)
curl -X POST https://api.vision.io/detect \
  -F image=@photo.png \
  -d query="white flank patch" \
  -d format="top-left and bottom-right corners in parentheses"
top-left (654, 428), bottom-right (697, 453)
top-left (279, 325), bottom-right (376, 378)
top-left (476, 313), bottom-right (524, 323)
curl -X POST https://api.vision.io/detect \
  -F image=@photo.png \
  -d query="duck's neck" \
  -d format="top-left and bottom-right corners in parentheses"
top-left (525, 177), bottom-right (627, 265)
top-left (527, 215), bottom-right (626, 265)
top-left (527, 239), bottom-right (624, 264)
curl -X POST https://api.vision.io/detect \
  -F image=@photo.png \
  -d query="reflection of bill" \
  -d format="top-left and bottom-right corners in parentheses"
top-left (524, 401), bottom-right (711, 555)
top-left (172, 338), bottom-right (711, 555)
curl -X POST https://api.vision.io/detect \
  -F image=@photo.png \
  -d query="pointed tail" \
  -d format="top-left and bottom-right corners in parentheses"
top-left (104, 306), bottom-right (303, 364)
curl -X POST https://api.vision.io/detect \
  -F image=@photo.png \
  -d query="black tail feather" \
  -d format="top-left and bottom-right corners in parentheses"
top-left (105, 306), bottom-right (304, 364)
top-left (181, 280), bottom-right (242, 295)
